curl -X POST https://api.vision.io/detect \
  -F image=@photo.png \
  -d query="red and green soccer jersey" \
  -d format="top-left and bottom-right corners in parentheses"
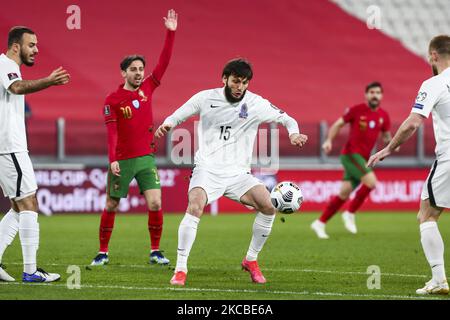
top-left (341, 103), bottom-right (391, 161)
top-left (103, 30), bottom-right (175, 162)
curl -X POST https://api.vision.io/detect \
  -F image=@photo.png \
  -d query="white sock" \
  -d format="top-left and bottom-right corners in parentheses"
top-left (420, 221), bottom-right (446, 283)
top-left (175, 213), bottom-right (200, 273)
top-left (0, 208), bottom-right (20, 263)
top-left (19, 211), bottom-right (39, 274)
top-left (246, 212), bottom-right (275, 261)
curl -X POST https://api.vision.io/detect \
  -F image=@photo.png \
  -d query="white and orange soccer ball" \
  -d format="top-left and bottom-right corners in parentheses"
top-left (270, 181), bottom-right (303, 214)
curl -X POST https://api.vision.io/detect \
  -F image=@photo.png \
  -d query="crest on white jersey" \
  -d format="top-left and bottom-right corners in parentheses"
top-left (239, 103), bottom-right (248, 119)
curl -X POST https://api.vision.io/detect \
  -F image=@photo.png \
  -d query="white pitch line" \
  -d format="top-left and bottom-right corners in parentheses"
top-left (0, 282), bottom-right (442, 300)
top-left (6, 262), bottom-right (429, 278)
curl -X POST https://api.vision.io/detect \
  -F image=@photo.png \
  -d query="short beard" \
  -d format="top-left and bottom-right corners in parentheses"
top-left (126, 80), bottom-right (139, 89)
top-left (20, 51), bottom-right (34, 66)
top-left (224, 84), bottom-right (246, 103)
top-left (368, 99), bottom-right (380, 109)
top-left (432, 65), bottom-right (439, 76)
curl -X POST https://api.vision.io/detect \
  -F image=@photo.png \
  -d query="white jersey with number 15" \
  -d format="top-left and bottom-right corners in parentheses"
top-left (164, 88), bottom-right (300, 174)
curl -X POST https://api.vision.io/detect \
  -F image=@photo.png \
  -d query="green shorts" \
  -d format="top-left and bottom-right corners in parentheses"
top-left (107, 154), bottom-right (160, 198)
top-left (340, 153), bottom-right (372, 189)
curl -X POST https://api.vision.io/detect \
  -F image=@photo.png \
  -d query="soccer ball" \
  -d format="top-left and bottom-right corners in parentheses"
top-left (270, 181), bottom-right (303, 214)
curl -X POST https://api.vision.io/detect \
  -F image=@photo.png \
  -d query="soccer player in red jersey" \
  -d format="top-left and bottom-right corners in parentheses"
top-left (311, 82), bottom-right (393, 239)
top-left (90, 9), bottom-right (178, 266)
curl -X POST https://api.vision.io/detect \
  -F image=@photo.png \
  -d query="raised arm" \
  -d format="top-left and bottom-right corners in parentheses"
top-left (150, 9), bottom-right (177, 86)
top-left (9, 67), bottom-right (70, 95)
top-left (322, 117), bottom-right (345, 154)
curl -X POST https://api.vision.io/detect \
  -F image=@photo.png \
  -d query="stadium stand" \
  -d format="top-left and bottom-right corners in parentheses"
top-left (0, 0), bottom-right (436, 161)
top-left (331, 0), bottom-right (450, 59)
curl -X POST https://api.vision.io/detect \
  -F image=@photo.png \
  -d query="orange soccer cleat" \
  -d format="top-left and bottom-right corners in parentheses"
top-left (241, 259), bottom-right (266, 284)
top-left (170, 271), bottom-right (187, 286)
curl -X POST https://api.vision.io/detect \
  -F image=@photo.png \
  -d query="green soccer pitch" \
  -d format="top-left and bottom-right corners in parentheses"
top-left (0, 212), bottom-right (449, 300)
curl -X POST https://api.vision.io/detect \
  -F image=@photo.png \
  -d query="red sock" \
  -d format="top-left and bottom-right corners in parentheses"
top-left (319, 196), bottom-right (346, 223)
top-left (99, 209), bottom-right (116, 253)
top-left (348, 185), bottom-right (373, 214)
top-left (148, 209), bottom-right (163, 251)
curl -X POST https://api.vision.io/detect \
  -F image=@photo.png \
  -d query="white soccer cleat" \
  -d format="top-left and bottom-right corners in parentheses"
top-left (416, 279), bottom-right (449, 295)
top-left (311, 220), bottom-right (329, 239)
top-left (342, 211), bottom-right (357, 234)
top-left (22, 267), bottom-right (61, 283)
top-left (0, 264), bottom-right (15, 282)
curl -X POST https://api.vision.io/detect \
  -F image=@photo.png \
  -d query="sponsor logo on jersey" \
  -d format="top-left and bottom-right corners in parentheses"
top-left (132, 99), bottom-right (140, 109)
top-left (416, 92), bottom-right (427, 102)
top-left (104, 105), bottom-right (111, 116)
top-left (413, 103), bottom-right (424, 110)
top-left (7, 73), bottom-right (18, 81)
top-left (138, 89), bottom-right (148, 101)
top-left (239, 103), bottom-right (248, 119)
top-left (210, 104), bottom-right (221, 108)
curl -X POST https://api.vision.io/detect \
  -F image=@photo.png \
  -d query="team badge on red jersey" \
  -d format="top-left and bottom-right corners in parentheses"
top-left (104, 105), bottom-right (111, 116)
top-left (132, 99), bottom-right (140, 109)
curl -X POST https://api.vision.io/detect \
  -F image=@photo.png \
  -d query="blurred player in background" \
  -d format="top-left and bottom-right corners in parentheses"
top-left (311, 82), bottom-right (392, 239)
top-left (155, 58), bottom-right (308, 286)
top-left (0, 26), bottom-right (70, 282)
top-left (369, 35), bottom-right (450, 295)
top-left (90, 9), bottom-right (177, 266)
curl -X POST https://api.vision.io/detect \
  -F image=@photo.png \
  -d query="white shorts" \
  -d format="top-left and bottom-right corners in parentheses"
top-left (421, 159), bottom-right (450, 208)
top-left (188, 167), bottom-right (264, 204)
top-left (0, 152), bottom-right (37, 200)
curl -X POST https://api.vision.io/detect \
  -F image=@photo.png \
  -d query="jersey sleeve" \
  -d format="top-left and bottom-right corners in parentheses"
top-left (342, 106), bottom-right (356, 123)
top-left (103, 97), bottom-right (118, 162)
top-left (381, 112), bottom-right (391, 132)
top-left (258, 98), bottom-right (299, 135)
top-left (146, 30), bottom-right (175, 91)
top-left (0, 61), bottom-right (22, 92)
top-left (411, 78), bottom-right (443, 118)
top-left (164, 91), bottom-right (203, 127)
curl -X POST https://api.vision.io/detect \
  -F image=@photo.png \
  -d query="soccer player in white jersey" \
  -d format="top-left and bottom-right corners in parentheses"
top-left (155, 58), bottom-right (308, 286)
top-left (0, 27), bottom-right (70, 282)
top-left (368, 35), bottom-right (450, 295)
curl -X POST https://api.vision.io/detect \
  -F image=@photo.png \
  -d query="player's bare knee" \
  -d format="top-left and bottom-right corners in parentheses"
top-left (255, 201), bottom-right (277, 215)
top-left (187, 201), bottom-right (204, 217)
top-left (15, 194), bottom-right (38, 212)
top-left (338, 191), bottom-right (351, 200)
top-left (106, 196), bottom-right (120, 212)
top-left (148, 199), bottom-right (161, 211)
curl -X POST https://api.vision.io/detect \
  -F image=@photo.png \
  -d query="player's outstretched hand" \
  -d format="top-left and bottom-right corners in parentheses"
top-left (290, 133), bottom-right (308, 147)
top-left (367, 147), bottom-right (391, 168)
top-left (47, 67), bottom-right (70, 86)
top-left (322, 139), bottom-right (332, 154)
top-left (155, 123), bottom-right (173, 138)
top-left (110, 161), bottom-right (121, 176)
top-left (164, 9), bottom-right (178, 31)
